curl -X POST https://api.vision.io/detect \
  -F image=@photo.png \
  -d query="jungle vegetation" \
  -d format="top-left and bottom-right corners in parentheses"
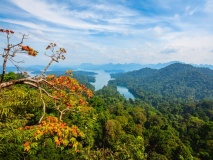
top-left (0, 29), bottom-right (212, 160)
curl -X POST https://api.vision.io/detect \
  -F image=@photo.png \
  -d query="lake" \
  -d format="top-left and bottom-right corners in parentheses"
top-left (117, 86), bottom-right (135, 99)
top-left (90, 70), bottom-right (111, 91)
top-left (91, 70), bottom-right (135, 100)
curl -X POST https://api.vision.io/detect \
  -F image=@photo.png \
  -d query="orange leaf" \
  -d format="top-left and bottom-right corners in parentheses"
top-left (46, 45), bottom-right (50, 50)
top-left (24, 141), bottom-right (29, 147)
top-left (22, 46), bottom-right (30, 51)
top-left (5, 30), bottom-right (9, 34)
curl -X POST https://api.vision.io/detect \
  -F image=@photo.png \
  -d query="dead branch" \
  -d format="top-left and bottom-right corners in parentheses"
top-left (0, 32), bottom-right (28, 83)
top-left (40, 43), bottom-right (66, 78)
top-left (38, 87), bottom-right (46, 123)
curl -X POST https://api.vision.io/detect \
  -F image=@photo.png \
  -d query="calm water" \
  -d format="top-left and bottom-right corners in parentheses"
top-left (91, 70), bottom-right (135, 99)
top-left (117, 86), bottom-right (135, 100)
top-left (91, 70), bottom-right (112, 91)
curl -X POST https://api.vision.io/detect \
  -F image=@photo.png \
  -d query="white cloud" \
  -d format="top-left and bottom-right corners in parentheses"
top-left (185, 6), bottom-right (199, 16)
top-left (204, 0), bottom-right (213, 13)
top-left (0, 19), bottom-right (53, 32)
top-left (153, 26), bottom-right (166, 36)
top-left (9, 0), bottom-right (134, 33)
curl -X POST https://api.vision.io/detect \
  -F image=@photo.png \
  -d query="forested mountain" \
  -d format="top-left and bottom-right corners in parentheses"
top-left (110, 63), bottom-right (213, 102)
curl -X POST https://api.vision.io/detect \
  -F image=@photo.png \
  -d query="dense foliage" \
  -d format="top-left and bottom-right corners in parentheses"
top-left (110, 63), bottom-right (213, 103)
top-left (0, 29), bottom-right (212, 159)
top-left (1, 81), bottom-right (213, 159)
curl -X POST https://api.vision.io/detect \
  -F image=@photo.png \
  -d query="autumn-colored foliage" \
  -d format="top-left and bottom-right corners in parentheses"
top-left (21, 45), bottom-right (38, 56)
top-left (20, 116), bottom-right (85, 153)
top-left (42, 73), bottom-right (93, 121)
top-left (0, 28), bottom-right (14, 34)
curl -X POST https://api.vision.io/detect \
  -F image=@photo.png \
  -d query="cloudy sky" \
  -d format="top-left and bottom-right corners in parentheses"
top-left (0, 0), bottom-right (213, 66)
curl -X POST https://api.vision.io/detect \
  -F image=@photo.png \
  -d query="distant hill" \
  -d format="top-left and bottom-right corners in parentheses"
top-left (72, 63), bottom-right (143, 72)
top-left (2, 61), bottom-right (213, 73)
top-left (60, 61), bottom-right (213, 72)
top-left (194, 64), bottom-right (213, 70)
top-left (0, 65), bottom-right (75, 74)
top-left (70, 61), bottom-right (185, 72)
top-left (110, 63), bottom-right (213, 101)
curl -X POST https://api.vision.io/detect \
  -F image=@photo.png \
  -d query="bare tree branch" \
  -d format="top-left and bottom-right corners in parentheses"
top-left (0, 33), bottom-right (28, 82)
top-left (38, 87), bottom-right (46, 123)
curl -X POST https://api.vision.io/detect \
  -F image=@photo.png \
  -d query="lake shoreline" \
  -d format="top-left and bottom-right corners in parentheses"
top-left (90, 70), bottom-right (135, 100)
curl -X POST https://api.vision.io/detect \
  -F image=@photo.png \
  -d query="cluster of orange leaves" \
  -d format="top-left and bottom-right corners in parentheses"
top-left (46, 75), bottom-right (93, 107)
top-left (0, 29), bottom-right (14, 34)
top-left (46, 43), bottom-right (57, 50)
top-left (21, 45), bottom-right (38, 56)
top-left (20, 116), bottom-right (85, 152)
top-left (59, 47), bottom-right (67, 53)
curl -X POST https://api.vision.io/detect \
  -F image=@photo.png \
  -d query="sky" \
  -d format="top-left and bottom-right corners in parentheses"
top-left (0, 0), bottom-right (213, 66)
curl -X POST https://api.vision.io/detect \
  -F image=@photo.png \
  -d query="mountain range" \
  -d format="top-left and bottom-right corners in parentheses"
top-left (2, 61), bottom-right (213, 73)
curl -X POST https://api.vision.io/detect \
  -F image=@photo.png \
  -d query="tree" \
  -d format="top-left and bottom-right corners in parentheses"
top-left (0, 28), bottom-right (92, 122)
top-left (0, 28), bottom-right (93, 158)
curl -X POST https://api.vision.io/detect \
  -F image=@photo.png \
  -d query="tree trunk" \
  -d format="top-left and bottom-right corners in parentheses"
top-left (0, 54), bottom-right (9, 83)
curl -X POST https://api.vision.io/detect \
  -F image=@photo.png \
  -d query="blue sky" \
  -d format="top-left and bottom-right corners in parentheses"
top-left (0, 0), bottom-right (213, 66)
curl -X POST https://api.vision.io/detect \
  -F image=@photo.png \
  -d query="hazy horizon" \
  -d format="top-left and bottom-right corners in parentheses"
top-left (3, 61), bottom-right (213, 69)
